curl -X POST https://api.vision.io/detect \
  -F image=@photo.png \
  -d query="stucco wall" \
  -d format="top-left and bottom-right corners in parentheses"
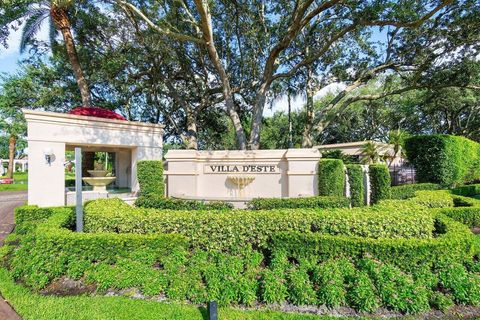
top-left (24, 110), bottom-right (164, 207)
top-left (164, 149), bottom-right (321, 201)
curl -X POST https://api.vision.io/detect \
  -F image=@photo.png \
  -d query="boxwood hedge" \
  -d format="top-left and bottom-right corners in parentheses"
top-left (369, 164), bottom-right (391, 204)
top-left (451, 184), bottom-right (480, 197)
top-left (405, 135), bottom-right (480, 186)
top-left (346, 164), bottom-right (365, 207)
top-left (390, 183), bottom-right (442, 200)
top-left (137, 160), bottom-right (165, 196)
top-left (7, 191), bottom-right (480, 312)
top-left (84, 199), bottom-right (435, 252)
top-left (318, 159), bottom-right (345, 197)
top-left (135, 195), bottom-right (233, 210)
top-left (247, 196), bottom-right (350, 210)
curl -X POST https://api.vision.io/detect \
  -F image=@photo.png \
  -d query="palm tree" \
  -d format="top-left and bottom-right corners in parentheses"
top-left (360, 141), bottom-right (380, 165)
top-left (20, 0), bottom-right (91, 106)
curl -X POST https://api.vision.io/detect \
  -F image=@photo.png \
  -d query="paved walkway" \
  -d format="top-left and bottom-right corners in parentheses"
top-left (0, 190), bottom-right (27, 320)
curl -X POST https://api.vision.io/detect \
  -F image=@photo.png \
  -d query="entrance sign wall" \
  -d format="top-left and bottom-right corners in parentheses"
top-left (24, 110), bottom-right (164, 207)
top-left (164, 149), bottom-right (321, 205)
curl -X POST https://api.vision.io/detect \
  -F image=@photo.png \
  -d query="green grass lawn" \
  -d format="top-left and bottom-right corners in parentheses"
top-left (0, 172), bottom-right (28, 192)
top-left (0, 268), bottom-right (342, 320)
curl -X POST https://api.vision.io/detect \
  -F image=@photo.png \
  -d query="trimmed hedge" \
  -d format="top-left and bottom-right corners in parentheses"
top-left (405, 135), bottom-right (480, 186)
top-left (390, 183), bottom-right (442, 200)
top-left (270, 214), bottom-right (475, 271)
top-left (247, 196), bottom-right (350, 210)
top-left (369, 164), bottom-right (391, 204)
top-left (451, 184), bottom-right (480, 197)
top-left (135, 195), bottom-right (233, 210)
top-left (318, 159), bottom-right (345, 197)
top-left (10, 207), bottom-right (188, 289)
top-left (14, 205), bottom-right (74, 234)
top-left (84, 199), bottom-right (435, 252)
top-left (137, 160), bottom-right (164, 196)
top-left (7, 196), bottom-right (480, 312)
top-left (346, 164), bottom-right (364, 207)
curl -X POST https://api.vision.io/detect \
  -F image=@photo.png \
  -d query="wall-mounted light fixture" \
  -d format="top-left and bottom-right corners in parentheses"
top-left (43, 147), bottom-right (54, 166)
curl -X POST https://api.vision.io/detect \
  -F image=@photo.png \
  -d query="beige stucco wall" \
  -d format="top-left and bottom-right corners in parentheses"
top-left (164, 149), bottom-right (321, 202)
top-left (24, 110), bottom-right (164, 207)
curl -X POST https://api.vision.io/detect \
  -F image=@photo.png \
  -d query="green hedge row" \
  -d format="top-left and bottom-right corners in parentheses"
top-left (405, 135), bottom-right (480, 186)
top-left (346, 164), bottom-right (364, 207)
top-left (390, 183), bottom-right (442, 200)
top-left (270, 214), bottom-right (474, 271)
top-left (247, 196), bottom-right (350, 210)
top-left (318, 159), bottom-right (345, 197)
top-left (135, 195), bottom-right (233, 210)
top-left (137, 160), bottom-right (164, 196)
top-left (369, 164), bottom-right (391, 204)
top-left (9, 208), bottom-right (479, 312)
top-left (10, 207), bottom-right (187, 289)
top-left (84, 199), bottom-right (435, 252)
top-left (451, 184), bottom-right (480, 197)
top-left (8, 193), bottom-right (480, 312)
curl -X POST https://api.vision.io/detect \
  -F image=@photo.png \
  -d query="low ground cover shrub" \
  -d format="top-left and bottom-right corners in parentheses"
top-left (137, 160), bottom-right (164, 196)
top-left (405, 135), bottom-right (480, 186)
top-left (369, 164), bottom-right (391, 204)
top-left (84, 199), bottom-right (435, 252)
top-left (346, 164), bottom-right (364, 207)
top-left (390, 183), bottom-right (442, 200)
top-left (318, 159), bottom-right (345, 197)
top-left (247, 196), bottom-right (349, 210)
top-left (135, 195), bottom-right (233, 210)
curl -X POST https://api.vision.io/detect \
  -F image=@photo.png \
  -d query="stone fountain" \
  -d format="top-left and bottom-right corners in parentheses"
top-left (82, 164), bottom-right (116, 192)
top-left (227, 175), bottom-right (255, 197)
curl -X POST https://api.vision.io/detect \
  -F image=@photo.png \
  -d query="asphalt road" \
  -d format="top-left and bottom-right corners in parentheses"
top-left (0, 191), bottom-right (27, 246)
top-left (0, 190), bottom-right (26, 320)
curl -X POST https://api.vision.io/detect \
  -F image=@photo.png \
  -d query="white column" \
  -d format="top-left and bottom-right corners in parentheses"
top-left (28, 141), bottom-right (66, 207)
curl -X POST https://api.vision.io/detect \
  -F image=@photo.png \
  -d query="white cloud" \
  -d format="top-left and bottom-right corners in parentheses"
top-left (265, 82), bottom-right (346, 117)
top-left (0, 21), bottom-right (50, 59)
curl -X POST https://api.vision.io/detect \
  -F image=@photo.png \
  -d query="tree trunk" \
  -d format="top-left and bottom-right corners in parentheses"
top-left (51, 7), bottom-right (91, 107)
top-left (288, 92), bottom-right (293, 148)
top-left (302, 67), bottom-right (315, 147)
top-left (193, 0), bottom-right (247, 150)
top-left (185, 111), bottom-right (198, 150)
top-left (6, 135), bottom-right (16, 179)
top-left (249, 85), bottom-right (268, 150)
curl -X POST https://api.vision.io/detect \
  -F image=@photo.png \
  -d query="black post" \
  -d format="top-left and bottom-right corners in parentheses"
top-left (207, 301), bottom-right (218, 320)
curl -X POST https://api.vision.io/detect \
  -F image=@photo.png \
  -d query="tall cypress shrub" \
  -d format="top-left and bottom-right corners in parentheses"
top-left (369, 164), bottom-right (391, 204)
top-left (346, 164), bottom-right (364, 207)
top-left (318, 159), bottom-right (345, 197)
top-left (405, 135), bottom-right (480, 186)
top-left (137, 160), bottom-right (165, 196)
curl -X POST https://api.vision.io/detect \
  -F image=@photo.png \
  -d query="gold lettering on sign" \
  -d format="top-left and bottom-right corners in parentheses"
top-left (204, 164), bottom-right (278, 174)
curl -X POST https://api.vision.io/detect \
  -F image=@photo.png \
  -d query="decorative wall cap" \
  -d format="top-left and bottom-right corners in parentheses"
top-left (23, 109), bottom-right (165, 132)
top-left (165, 148), bottom-right (320, 161)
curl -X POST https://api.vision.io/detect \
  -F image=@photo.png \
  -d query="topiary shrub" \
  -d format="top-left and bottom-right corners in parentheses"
top-left (318, 159), bottom-right (345, 197)
top-left (346, 164), bottom-right (364, 207)
top-left (405, 135), bottom-right (480, 187)
top-left (369, 164), bottom-right (391, 204)
top-left (137, 160), bottom-right (164, 197)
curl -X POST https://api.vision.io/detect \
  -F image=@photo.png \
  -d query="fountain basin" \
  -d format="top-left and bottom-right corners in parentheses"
top-left (87, 170), bottom-right (109, 177)
top-left (82, 176), bottom-right (116, 191)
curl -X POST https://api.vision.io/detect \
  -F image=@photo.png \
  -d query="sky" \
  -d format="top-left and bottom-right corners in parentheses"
top-left (0, 21), bottom-right (345, 117)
